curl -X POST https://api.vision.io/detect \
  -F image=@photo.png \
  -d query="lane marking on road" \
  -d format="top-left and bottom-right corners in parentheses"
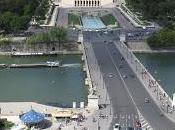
top-left (128, 123), bottom-right (131, 127)
top-left (105, 44), bottom-right (154, 130)
top-left (105, 44), bottom-right (139, 114)
top-left (120, 114), bottom-right (123, 119)
top-left (128, 114), bottom-right (131, 119)
top-left (122, 123), bottom-right (125, 127)
top-left (114, 114), bottom-right (118, 119)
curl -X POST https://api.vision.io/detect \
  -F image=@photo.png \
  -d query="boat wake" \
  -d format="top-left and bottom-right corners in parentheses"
top-left (61, 63), bottom-right (81, 68)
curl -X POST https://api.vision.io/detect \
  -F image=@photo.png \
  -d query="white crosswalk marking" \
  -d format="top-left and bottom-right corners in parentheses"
top-left (128, 114), bottom-right (131, 119)
top-left (140, 118), bottom-right (145, 122)
top-left (114, 113), bottom-right (146, 129)
top-left (128, 123), bottom-right (131, 127)
top-left (120, 114), bottom-right (122, 119)
top-left (114, 114), bottom-right (118, 119)
top-left (142, 122), bottom-right (148, 127)
top-left (114, 113), bottom-right (138, 130)
top-left (122, 123), bottom-right (125, 127)
top-left (137, 111), bottom-right (154, 130)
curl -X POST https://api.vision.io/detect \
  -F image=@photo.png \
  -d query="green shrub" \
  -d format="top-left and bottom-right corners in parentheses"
top-left (68, 13), bottom-right (80, 25)
top-left (0, 119), bottom-right (14, 129)
top-left (101, 14), bottom-right (117, 26)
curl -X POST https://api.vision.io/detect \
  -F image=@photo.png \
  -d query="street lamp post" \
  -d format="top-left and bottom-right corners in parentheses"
top-left (156, 85), bottom-right (159, 100)
top-left (110, 99), bottom-right (112, 115)
top-left (105, 85), bottom-right (108, 102)
top-left (103, 74), bottom-right (105, 89)
top-left (135, 59), bottom-right (137, 72)
top-left (98, 116), bottom-right (100, 130)
top-left (130, 52), bottom-right (133, 64)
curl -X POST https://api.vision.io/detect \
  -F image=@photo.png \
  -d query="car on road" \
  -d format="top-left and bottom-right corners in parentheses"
top-left (104, 31), bottom-right (108, 34)
top-left (127, 33), bottom-right (133, 37)
top-left (113, 123), bottom-right (121, 130)
top-left (98, 104), bottom-right (106, 109)
top-left (145, 97), bottom-right (150, 103)
top-left (108, 73), bottom-right (114, 78)
top-left (123, 75), bottom-right (127, 79)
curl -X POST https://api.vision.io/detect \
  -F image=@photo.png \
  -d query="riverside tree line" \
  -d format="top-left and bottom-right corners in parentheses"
top-left (126, 0), bottom-right (175, 47)
top-left (0, 0), bottom-right (50, 33)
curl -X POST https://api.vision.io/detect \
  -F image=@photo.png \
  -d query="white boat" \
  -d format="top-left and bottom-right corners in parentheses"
top-left (46, 61), bottom-right (60, 66)
top-left (11, 64), bottom-right (17, 67)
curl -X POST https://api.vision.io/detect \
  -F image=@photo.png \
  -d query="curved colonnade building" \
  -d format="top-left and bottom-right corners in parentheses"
top-left (55, 0), bottom-right (124, 7)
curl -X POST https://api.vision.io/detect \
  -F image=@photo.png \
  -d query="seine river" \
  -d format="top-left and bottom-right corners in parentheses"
top-left (136, 53), bottom-right (175, 98)
top-left (0, 55), bottom-right (88, 107)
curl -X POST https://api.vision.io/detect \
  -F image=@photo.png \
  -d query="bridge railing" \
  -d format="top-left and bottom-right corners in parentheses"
top-left (115, 41), bottom-right (173, 114)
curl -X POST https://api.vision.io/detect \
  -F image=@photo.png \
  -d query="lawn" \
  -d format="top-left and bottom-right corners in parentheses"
top-left (68, 13), bottom-right (80, 25)
top-left (100, 14), bottom-right (117, 26)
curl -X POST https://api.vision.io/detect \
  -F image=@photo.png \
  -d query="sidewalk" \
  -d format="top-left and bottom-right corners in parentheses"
top-left (82, 42), bottom-right (113, 130)
top-left (46, 106), bottom-right (112, 130)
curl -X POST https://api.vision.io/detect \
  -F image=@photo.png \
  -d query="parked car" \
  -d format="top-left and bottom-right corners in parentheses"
top-left (113, 123), bottom-right (121, 130)
top-left (145, 97), bottom-right (150, 103)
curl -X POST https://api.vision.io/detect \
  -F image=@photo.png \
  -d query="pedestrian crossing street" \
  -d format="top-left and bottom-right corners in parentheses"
top-left (113, 113), bottom-right (153, 130)
top-left (113, 113), bottom-right (138, 129)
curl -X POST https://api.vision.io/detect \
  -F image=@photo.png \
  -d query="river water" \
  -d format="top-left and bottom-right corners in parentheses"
top-left (136, 53), bottom-right (175, 98)
top-left (0, 55), bottom-right (88, 107)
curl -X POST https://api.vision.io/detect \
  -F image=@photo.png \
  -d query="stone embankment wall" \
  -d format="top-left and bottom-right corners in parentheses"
top-left (0, 42), bottom-right (81, 55)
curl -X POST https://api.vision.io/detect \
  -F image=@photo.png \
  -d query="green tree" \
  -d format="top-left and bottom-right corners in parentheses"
top-left (49, 27), bottom-right (67, 49)
top-left (57, 27), bottom-right (67, 49)
top-left (0, 119), bottom-right (14, 129)
top-left (0, 0), bottom-right (45, 33)
top-left (125, 0), bottom-right (175, 25)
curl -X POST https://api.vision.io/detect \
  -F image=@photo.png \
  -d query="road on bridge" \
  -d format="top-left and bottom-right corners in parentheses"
top-left (92, 40), bottom-right (175, 130)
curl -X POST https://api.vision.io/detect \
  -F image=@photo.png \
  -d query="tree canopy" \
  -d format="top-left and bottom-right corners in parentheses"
top-left (26, 27), bottom-right (67, 47)
top-left (126, 0), bottom-right (175, 47)
top-left (147, 24), bottom-right (175, 48)
top-left (0, 119), bottom-right (14, 129)
top-left (125, 0), bottom-right (175, 25)
top-left (0, 0), bottom-right (49, 33)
